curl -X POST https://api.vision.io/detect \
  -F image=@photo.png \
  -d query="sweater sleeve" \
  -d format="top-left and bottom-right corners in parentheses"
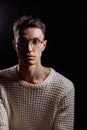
top-left (0, 98), bottom-right (9, 130)
top-left (0, 85), bottom-right (9, 130)
top-left (53, 86), bottom-right (75, 130)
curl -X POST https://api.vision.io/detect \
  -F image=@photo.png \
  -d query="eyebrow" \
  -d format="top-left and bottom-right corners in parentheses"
top-left (21, 37), bottom-right (44, 42)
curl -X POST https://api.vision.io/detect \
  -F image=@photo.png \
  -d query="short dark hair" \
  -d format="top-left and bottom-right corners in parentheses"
top-left (13, 15), bottom-right (46, 40)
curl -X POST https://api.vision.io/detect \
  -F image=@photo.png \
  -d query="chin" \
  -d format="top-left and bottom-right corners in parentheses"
top-left (24, 60), bottom-right (36, 65)
top-left (19, 58), bottom-right (36, 66)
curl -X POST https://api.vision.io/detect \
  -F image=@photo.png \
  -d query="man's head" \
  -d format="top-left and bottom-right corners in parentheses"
top-left (12, 15), bottom-right (47, 66)
top-left (13, 15), bottom-right (46, 42)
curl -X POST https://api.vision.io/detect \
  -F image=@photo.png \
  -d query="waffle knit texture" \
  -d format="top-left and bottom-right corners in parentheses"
top-left (0, 65), bottom-right (75, 130)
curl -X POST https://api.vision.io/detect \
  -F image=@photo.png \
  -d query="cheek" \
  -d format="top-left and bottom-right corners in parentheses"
top-left (35, 49), bottom-right (42, 58)
top-left (16, 47), bottom-right (26, 58)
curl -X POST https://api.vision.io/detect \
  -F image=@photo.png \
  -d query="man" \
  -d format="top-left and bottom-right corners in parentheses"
top-left (0, 15), bottom-right (75, 130)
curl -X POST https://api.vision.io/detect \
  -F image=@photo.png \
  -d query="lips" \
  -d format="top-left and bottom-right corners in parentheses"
top-left (26, 54), bottom-right (35, 59)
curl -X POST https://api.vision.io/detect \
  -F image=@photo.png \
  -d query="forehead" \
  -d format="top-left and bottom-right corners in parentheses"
top-left (22, 27), bottom-right (44, 39)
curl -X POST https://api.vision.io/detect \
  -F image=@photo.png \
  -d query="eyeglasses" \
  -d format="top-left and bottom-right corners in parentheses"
top-left (16, 37), bottom-right (44, 49)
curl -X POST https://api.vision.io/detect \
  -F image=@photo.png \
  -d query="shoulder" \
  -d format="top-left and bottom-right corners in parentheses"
top-left (51, 68), bottom-right (75, 93)
top-left (0, 65), bottom-right (17, 81)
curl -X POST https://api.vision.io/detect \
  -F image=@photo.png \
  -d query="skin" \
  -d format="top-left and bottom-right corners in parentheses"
top-left (13, 28), bottom-right (50, 84)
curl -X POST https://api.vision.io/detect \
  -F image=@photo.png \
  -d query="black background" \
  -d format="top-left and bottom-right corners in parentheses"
top-left (0, 1), bottom-right (87, 130)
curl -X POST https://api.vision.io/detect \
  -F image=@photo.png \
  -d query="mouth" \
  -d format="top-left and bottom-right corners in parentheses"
top-left (26, 55), bottom-right (35, 59)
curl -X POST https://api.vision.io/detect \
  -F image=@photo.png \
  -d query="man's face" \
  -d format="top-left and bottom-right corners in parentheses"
top-left (14, 28), bottom-right (47, 66)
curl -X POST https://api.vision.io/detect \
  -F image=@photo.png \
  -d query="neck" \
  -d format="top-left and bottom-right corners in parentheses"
top-left (17, 63), bottom-right (50, 84)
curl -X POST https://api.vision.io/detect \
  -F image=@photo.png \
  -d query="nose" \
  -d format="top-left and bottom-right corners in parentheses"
top-left (27, 41), bottom-right (33, 51)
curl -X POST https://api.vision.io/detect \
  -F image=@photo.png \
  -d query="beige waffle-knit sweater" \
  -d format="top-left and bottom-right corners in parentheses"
top-left (0, 65), bottom-right (75, 130)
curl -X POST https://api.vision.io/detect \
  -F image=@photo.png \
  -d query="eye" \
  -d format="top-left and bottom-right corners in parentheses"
top-left (32, 38), bottom-right (40, 44)
top-left (17, 37), bottom-right (28, 44)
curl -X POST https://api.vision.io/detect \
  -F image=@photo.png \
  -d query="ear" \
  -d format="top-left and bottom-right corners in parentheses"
top-left (12, 40), bottom-right (17, 50)
top-left (42, 40), bottom-right (47, 51)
